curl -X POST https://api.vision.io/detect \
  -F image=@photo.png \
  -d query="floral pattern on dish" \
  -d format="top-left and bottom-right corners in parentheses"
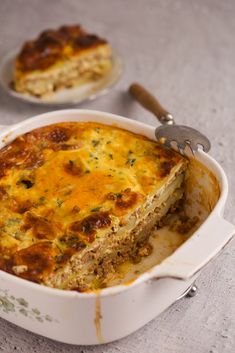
top-left (0, 288), bottom-right (58, 323)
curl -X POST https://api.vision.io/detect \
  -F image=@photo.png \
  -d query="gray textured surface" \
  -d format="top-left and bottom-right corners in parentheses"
top-left (0, 0), bottom-right (235, 352)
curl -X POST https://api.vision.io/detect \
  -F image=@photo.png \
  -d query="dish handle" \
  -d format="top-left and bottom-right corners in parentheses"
top-left (151, 215), bottom-right (235, 280)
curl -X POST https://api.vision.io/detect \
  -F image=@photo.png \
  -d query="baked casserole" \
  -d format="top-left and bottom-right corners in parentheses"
top-left (13, 25), bottom-right (112, 97)
top-left (0, 122), bottom-right (187, 291)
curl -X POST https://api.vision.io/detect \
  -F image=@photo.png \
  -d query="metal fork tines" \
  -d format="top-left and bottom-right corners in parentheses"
top-left (129, 83), bottom-right (211, 155)
top-left (155, 124), bottom-right (211, 155)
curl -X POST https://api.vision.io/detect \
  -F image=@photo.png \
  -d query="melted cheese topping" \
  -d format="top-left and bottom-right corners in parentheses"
top-left (0, 122), bottom-right (185, 283)
top-left (15, 24), bottom-right (108, 74)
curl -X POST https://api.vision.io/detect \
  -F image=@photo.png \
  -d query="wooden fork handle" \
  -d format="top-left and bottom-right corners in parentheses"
top-left (129, 83), bottom-right (174, 125)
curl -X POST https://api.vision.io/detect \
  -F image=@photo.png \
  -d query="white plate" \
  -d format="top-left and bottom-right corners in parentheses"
top-left (0, 48), bottom-right (123, 106)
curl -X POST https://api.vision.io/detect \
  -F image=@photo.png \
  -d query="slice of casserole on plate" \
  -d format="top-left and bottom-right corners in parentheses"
top-left (13, 24), bottom-right (112, 97)
top-left (0, 122), bottom-right (187, 291)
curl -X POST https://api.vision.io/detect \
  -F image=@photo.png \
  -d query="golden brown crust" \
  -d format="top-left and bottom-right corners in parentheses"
top-left (16, 24), bottom-right (107, 73)
top-left (69, 211), bottom-right (112, 243)
top-left (11, 241), bottom-right (58, 283)
top-left (0, 122), bottom-right (186, 286)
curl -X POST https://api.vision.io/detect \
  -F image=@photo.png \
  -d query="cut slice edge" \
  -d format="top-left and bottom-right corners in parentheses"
top-left (45, 165), bottom-right (186, 291)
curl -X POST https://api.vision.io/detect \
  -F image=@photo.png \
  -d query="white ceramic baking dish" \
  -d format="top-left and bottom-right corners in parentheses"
top-left (0, 109), bottom-right (234, 345)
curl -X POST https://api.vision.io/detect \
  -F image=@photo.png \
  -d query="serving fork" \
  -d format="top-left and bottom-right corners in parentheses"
top-left (129, 83), bottom-right (211, 155)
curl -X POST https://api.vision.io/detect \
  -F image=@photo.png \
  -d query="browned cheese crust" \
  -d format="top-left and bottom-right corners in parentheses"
top-left (0, 122), bottom-right (187, 290)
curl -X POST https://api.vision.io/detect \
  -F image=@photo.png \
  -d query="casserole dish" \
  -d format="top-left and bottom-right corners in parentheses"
top-left (0, 109), bottom-right (234, 345)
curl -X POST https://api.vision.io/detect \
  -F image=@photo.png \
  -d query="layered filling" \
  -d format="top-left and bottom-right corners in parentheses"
top-left (46, 171), bottom-right (185, 290)
top-left (14, 45), bottom-right (112, 97)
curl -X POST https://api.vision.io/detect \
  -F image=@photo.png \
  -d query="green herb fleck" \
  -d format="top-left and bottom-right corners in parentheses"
top-left (126, 158), bottom-right (136, 166)
top-left (91, 207), bottom-right (102, 212)
top-left (92, 139), bottom-right (100, 147)
top-left (55, 199), bottom-right (64, 208)
top-left (13, 231), bottom-right (23, 240)
top-left (116, 193), bottom-right (122, 199)
top-left (39, 196), bottom-right (46, 204)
